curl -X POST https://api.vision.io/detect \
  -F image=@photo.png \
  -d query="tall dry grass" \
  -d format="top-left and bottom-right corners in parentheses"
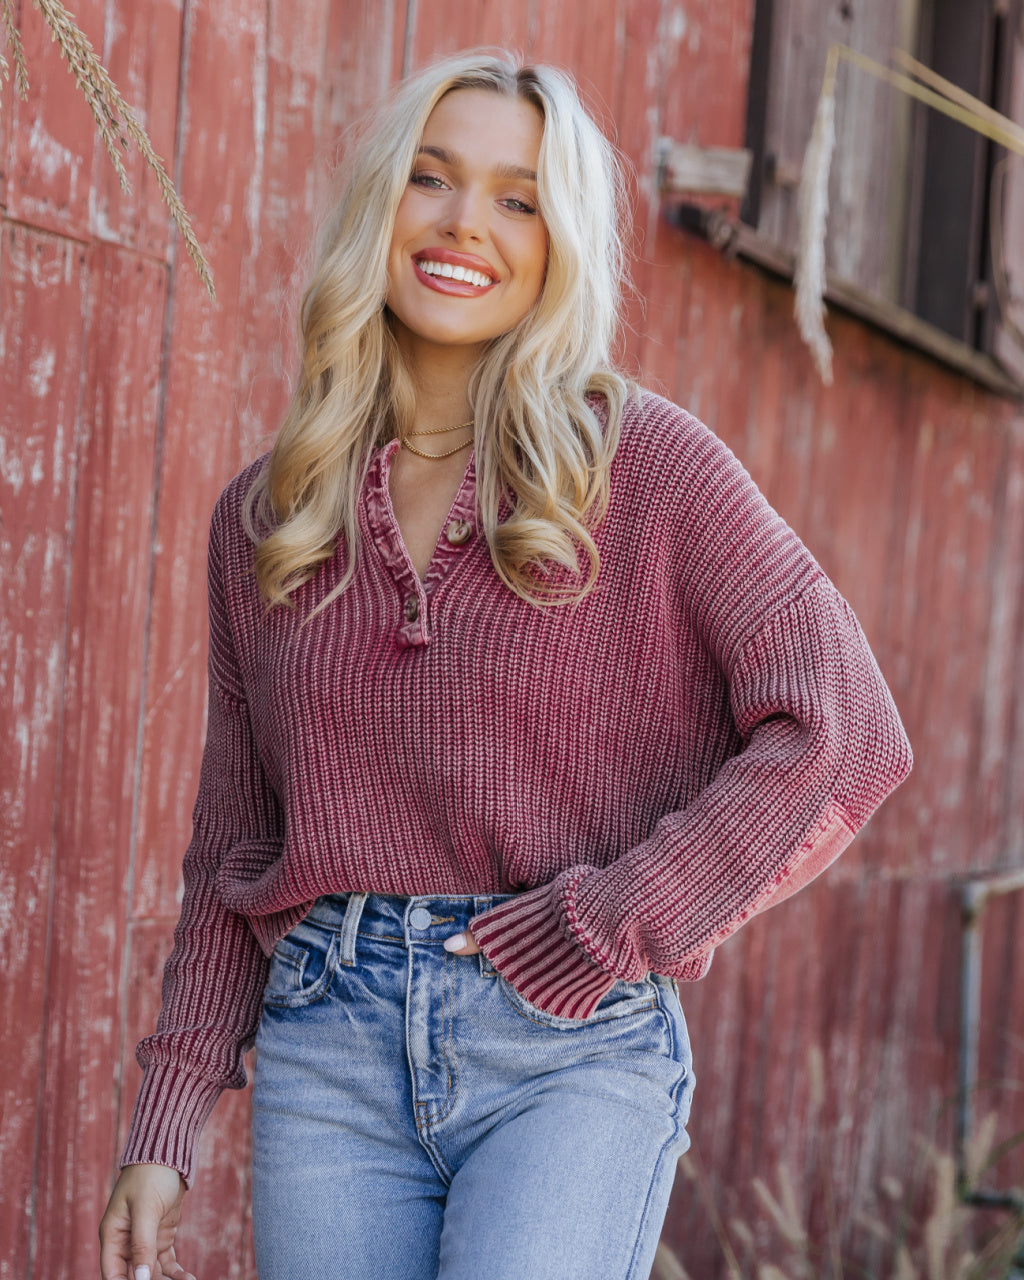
top-left (653, 1115), bottom-right (1024, 1280)
top-left (0, 0), bottom-right (213, 296)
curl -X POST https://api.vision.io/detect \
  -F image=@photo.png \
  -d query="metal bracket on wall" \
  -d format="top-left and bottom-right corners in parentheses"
top-left (956, 865), bottom-right (1024, 1271)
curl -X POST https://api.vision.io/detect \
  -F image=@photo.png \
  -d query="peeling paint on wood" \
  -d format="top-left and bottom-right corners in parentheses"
top-left (2, 0), bottom-right (1023, 1276)
top-left (0, 223), bottom-right (86, 1280)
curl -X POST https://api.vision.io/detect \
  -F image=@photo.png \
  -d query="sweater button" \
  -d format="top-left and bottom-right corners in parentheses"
top-left (445, 519), bottom-right (472, 546)
top-left (403, 595), bottom-right (419, 622)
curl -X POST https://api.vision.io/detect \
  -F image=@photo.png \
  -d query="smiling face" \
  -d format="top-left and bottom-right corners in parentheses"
top-left (385, 88), bottom-right (549, 365)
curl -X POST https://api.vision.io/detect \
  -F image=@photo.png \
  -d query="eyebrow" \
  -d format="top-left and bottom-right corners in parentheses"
top-left (416, 144), bottom-right (537, 184)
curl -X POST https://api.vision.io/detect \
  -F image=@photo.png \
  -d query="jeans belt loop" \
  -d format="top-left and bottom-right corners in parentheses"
top-left (338, 892), bottom-right (368, 967)
top-left (473, 896), bottom-right (497, 977)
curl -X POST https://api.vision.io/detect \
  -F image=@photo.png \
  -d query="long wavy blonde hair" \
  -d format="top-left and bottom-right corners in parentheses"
top-left (245, 49), bottom-right (634, 611)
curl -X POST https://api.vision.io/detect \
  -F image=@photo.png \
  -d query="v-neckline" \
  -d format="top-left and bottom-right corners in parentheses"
top-left (363, 440), bottom-right (479, 647)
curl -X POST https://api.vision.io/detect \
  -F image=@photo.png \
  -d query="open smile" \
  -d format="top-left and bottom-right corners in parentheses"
top-left (412, 250), bottom-right (498, 296)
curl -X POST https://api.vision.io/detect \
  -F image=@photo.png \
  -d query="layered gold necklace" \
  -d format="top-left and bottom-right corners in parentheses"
top-left (400, 419), bottom-right (474, 461)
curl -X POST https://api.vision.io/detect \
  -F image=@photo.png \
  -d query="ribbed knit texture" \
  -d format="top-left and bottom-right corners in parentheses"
top-left (122, 392), bottom-right (912, 1182)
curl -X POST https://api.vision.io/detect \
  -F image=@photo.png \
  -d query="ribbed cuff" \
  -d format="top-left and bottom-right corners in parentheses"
top-left (119, 1063), bottom-right (224, 1187)
top-left (470, 887), bottom-right (616, 1020)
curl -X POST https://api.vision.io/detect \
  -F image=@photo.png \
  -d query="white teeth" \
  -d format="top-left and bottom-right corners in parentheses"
top-left (417, 259), bottom-right (492, 287)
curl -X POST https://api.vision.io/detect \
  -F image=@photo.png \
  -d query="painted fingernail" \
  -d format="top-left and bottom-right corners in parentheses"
top-left (443, 934), bottom-right (467, 952)
top-left (135, 1266), bottom-right (151, 1280)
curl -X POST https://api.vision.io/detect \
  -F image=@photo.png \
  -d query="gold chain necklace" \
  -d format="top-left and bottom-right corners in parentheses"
top-left (401, 436), bottom-right (474, 460)
top-left (400, 418), bottom-right (474, 460)
top-left (406, 418), bottom-right (474, 438)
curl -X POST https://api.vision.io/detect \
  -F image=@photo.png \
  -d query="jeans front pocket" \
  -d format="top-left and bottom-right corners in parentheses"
top-left (497, 973), bottom-right (660, 1030)
top-left (262, 921), bottom-right (339, 1009)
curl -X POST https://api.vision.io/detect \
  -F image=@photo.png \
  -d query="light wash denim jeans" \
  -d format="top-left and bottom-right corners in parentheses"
top-left (251, 892), bottom-right (694, 1280)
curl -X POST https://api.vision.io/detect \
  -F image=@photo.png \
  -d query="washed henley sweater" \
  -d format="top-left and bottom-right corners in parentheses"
top-left (123, 391), bottom-right (912, 1182)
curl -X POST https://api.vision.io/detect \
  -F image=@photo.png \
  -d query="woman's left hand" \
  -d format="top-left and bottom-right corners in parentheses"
top-left (443, 929), bottom-right (481, 955)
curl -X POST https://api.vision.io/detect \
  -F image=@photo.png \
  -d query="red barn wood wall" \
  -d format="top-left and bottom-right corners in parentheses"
top-left (1, 0), bottom-right (1022, 1275)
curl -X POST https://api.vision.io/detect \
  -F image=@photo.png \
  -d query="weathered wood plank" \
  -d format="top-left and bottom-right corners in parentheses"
top-left (132, 0), bottom-right (268, 923)
top-left (0, 222), bottom-right (86, 1280)
top-left (91, 0), bottom-right (184, 257)
top-left (31, 243), bottom-right (167, 1275)
top-left (232, 0), bottom-right (333, 462)
top-left (408, 0), bottom-right (534, 66)
top-left (970, 427), bottom-right (1024, 867)
top-left (530, 0), bottom-right (623, 138)
top-left (660, 0), bottom-right (755, 149)
top-left (993, 30), bottom-right (1024, 385)
top-left (5, 0), bottom-right (104, 238)
top-left (614, 0), bottom-right (667, 326)
top-left (321, 0), bottom-right (404, 145)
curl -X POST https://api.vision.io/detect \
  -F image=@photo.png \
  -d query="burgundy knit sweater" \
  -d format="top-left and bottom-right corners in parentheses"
top-left (123, 391), bottom-right (912, 1181)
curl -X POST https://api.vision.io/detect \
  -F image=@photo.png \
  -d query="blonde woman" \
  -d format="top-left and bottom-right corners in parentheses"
top-left (99, 49), bottom-right (912, 1280)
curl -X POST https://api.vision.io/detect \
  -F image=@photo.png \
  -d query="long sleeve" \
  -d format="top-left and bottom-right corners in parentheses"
top-left (120, 500), bottom-right (284, 1185)
top-left (470, 403), bottom-right (913, 1019)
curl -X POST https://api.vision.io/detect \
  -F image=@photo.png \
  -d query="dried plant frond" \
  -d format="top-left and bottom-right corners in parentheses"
top-left (983, 1121), bottom-right (1024, 1174)
top-left (922, 1152), bottom-right (963, 1280)
top-left (728, 1216), bottom-right (756, 1257)
top-left (855, 1209), bottom-right (894, 1245)
top-left (794, 69), bottom-right (836, 387)
top-left (0, 0), bottom-right (29, 98)
top-left (5, 0), bottom-right (215, 298)
top-left (963, 1111), bottom-right (998, 1188)
top-left (692, 1130), bottom-right (1021, 1280)
top-left (963, 1211), bottom-right (1024, 1280)
top-left (754, 1165), bottom-right (810, 1253)
top-left (881, 1176), bottom-right (905, 1202)
top-left (807, 1044), bottom-right (826, 1114)
top-left (951, 1251), bottom-right (977, 1280)
top-left (652, 1241), bottom-right (693, 1280)
top-left (684, 1142), bottom-right (745, 1279)
top-left (890, 1245), bottom-right (918, 1280)
top-left (677, 1153), bottom-right (698, 1182)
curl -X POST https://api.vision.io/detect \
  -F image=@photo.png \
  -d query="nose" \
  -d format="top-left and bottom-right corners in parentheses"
top-left (437, 187), bottom-right (485, 243)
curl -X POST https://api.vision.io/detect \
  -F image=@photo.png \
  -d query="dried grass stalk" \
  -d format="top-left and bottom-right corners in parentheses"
top-left (922, 1152), bottom-right (959, 1280)
top-left (651, 1241), bottom-right (693, 1280)
top-left (794, 70), bottom-right (836, 387)
top-left (754, 1164), bottom-right (810, 1254)
top-left (891, 1245), bottom-right (918, 1280)
top-left (0, 0), bottom-right (29, 96)
top-left (1, 0), bottom-right (215, 299)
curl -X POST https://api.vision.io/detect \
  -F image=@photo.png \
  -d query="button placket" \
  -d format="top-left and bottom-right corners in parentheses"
top-left (364, 441), bottom-right (479, 648)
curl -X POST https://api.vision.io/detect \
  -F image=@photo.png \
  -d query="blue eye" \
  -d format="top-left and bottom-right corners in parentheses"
top-left (502, 198), bottom-right (537, 215)
top-left (411, 171), bottom-right (447, 189)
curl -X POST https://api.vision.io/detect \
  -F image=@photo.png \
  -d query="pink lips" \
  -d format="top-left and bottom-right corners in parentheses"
top-left (412, 248), bottom-right (498, 297)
